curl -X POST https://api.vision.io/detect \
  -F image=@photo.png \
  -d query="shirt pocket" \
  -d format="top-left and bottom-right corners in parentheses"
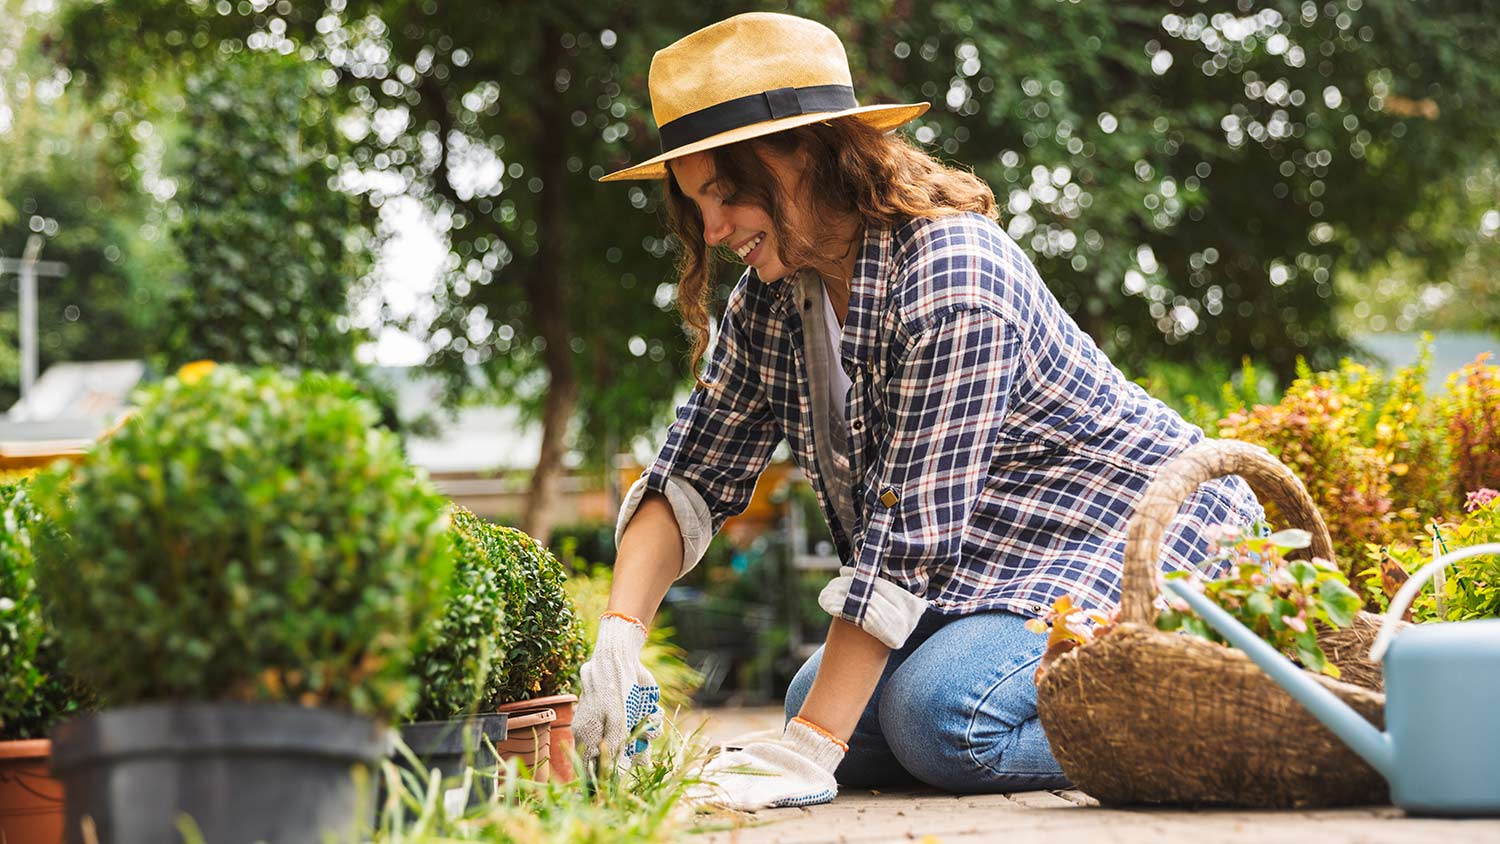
top-left (988, 432), bottom-right (1069, 469)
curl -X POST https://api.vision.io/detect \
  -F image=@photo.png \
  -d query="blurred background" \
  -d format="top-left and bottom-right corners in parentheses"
top-left (2, 0), bottom-right (1497, 705)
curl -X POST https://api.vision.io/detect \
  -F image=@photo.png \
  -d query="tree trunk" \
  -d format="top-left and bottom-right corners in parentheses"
top-left (521, 356), bottom-right (577, 546)
top-left (520, 21), bottom-right (576, 547)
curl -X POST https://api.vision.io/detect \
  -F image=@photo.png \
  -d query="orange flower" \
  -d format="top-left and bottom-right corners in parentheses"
top-left (177, 360), bottom-right (217, 385)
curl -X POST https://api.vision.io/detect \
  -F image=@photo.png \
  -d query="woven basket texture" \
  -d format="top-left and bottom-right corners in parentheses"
top-left (1036, 438), bottom-right (1395, 808)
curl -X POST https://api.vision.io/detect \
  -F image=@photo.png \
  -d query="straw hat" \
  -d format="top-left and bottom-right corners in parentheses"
top-left (599, 13), bottom-right (930, 182)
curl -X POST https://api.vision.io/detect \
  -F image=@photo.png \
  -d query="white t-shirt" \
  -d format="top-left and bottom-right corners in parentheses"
top-left (821, 281), bottom-right (851, 418)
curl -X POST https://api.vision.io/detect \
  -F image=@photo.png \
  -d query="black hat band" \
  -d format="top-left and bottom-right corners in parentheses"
top-left (657, 84), bottom-right (858, 154)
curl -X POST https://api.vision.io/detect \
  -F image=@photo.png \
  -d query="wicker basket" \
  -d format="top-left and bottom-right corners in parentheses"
top-left (1036, 438), bottom-right (1394, 808)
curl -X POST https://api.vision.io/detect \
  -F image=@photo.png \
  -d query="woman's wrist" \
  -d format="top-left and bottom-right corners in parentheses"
top-left (601, 610), bottom-right (648, 636)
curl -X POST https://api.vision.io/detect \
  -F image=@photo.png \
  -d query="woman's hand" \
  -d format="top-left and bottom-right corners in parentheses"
top-left (690, 717), bottom-right (846, 810)
top-left (576, 492), bottom-right (682, 769)
top-left (573, 613), bottom-right (663, 769)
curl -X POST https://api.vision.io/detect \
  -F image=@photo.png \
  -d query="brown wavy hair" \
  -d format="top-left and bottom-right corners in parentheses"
top-left (663, 118), bottom-right (997, 386)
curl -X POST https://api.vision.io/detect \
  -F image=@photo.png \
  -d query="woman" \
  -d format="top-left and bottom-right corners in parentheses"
top-left (574, 13), bottom-right (1260, 809)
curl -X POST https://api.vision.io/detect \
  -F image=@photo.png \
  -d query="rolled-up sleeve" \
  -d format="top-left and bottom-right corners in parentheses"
top-left (616, 279), bottom-right (781, 577)
top-left (839, 307), bottom-right (1020, 630)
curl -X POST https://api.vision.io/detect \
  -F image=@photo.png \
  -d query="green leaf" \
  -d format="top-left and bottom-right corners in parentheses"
top-left (1288, 560), bottom-right (1318, 588)
top-left (1246, 592), bottom-right (1275, 617)
top-left (1294, 633), bottom-right (1327, 675)
top-left (1318, 579), bottom-right (1363, 628)
top-left (1268, 529), bottom-right (1313, 551)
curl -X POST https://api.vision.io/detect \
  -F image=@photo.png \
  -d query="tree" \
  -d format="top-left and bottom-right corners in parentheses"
top-left (820, 0), bottom-right (1500, 376)
top-left (0, 0), bottom-right (172, 408)
top-left (51, 1), bottom-right (742, 543)
top-left (46, 0), bottom-right (1500, 540)
top-left (161, 53), bottom-right (373, 374)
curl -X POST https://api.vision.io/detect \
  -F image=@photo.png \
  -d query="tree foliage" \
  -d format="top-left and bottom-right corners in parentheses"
top-left (807, 0), bottom-right (1500, 376)
top-left (161, 52), bottom-right (374, 373)
top-left (36, 0), bottom-right (1500, 520)
top-left (0, 2), bottom-right (172, 407)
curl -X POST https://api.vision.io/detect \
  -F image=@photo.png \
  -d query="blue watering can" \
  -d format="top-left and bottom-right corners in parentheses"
top-left (1165, 542), bottom-right (1500, 816)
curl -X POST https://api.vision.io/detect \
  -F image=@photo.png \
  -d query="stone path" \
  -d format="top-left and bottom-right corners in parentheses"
top-left (681, 707), bottom-right (1500, 844)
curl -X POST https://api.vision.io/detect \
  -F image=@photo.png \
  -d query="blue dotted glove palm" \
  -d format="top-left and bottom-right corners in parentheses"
top-left (574, 614), bottom-right (663, 769)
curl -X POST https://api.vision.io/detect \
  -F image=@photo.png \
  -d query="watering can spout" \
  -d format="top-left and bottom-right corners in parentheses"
top-left (1162, 580), bottom-right (1398, 781)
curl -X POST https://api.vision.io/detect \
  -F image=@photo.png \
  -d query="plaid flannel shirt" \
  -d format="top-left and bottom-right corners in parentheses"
top-left (635, 212), bottom-right (1261, 629)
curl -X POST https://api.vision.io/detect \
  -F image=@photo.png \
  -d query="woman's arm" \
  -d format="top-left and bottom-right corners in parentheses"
top-left (609, 491), bottom-right (684, 624)
top-left (796, 618), bottom-right (890, 740)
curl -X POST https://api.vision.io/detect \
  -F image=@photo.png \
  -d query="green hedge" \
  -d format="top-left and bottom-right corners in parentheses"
top-left (0, 478), bottom-right (87, 739)
top-left (31, 364), bottom-right (453, 721)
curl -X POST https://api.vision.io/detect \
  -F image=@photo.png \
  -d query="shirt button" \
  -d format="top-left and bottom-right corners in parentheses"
top-left (803, 299), bottom-right (812, 310)
top-left (879, 487), bottom-right (900, 508)
top-left (852, 420), bottom-right (863, 431)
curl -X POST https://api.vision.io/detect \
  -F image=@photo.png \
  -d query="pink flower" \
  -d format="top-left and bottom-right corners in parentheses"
top-left (1065, 620), bottom-right (1095, 641)
top-left (1282, 613), bottom-right (1308, 633)
top-left (1465, 488), bottom-right (1499, 512)
top-left (1250, 571), bottom-right (1268, 587)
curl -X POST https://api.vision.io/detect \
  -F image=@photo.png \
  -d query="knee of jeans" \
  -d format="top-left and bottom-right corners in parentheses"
top-left (878, 664), bottom-right (1061, 792)
top-left (876, 674), bottom-right (974, 789)
top-left (782, 647), bottom-right (822, 723)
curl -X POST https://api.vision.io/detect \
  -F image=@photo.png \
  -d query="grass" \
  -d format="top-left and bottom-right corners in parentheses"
top-left (352, 718), bottom-right (711, 844)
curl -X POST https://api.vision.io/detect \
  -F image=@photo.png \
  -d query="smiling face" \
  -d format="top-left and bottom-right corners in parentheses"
top-left (669, 149), bottom-right (810, 283)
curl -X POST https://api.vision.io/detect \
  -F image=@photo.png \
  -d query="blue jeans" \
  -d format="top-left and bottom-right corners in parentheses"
top-left (784, 609), bottom-right (1070, 793)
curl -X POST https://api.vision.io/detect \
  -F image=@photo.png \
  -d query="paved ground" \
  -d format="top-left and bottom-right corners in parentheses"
top-left (680, 707), bottom-right (1500, 844)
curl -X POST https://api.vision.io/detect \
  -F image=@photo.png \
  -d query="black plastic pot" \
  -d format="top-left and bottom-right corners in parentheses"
top-left (50, 701), bottom-right (387, 844)
top-left (396, 713), bottom-right (509, 799)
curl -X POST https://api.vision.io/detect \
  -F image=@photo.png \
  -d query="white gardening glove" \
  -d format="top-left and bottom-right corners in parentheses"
top-left (689, 717), bottom-right (846, 811)
top-left (574, 613), bottom-right (663, 770)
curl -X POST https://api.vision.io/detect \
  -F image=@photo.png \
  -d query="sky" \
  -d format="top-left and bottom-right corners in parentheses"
top-left (356, 196), bottom-right (445, 368)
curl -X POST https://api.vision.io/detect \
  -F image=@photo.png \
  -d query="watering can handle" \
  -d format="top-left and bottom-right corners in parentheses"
top-left (1369, 542), bottom-right (1500, 662)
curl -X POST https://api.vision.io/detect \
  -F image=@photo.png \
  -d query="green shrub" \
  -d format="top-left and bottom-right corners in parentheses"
top-left (443, 512), bottom-right (586, 705)
top-left (1376, 489), bottom-right (1500, 622)
top-left (408, 508), bottom-right (511, 721)
top-left (30, 364), bottom-right (453, 721)
top-left (0, 479), bottom-right (87, 739)
top-left (1129, 356), bottom-right (1276, 432)
top-left (1216, 347), bottom-right (1451, 599)
top-left (548, 521), bottom-right (618, 568)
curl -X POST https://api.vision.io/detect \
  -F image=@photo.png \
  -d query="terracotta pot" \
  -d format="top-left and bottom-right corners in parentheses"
top-left (1, 739), bottom-right (63, 844)
top-left (497, 694), bottom-right (578, 783)
top-left (494, 708), bottom-right (555, 782)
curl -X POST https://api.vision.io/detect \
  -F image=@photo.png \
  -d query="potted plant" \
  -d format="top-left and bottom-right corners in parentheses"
top-left (30, 364), bottom-right (453, 844)
top-left (457, 513), bottom-right (587, 782)
top-left (396, 507), bottom-right (515, 799)
top-left (0, 478), bottom-right (88, 844)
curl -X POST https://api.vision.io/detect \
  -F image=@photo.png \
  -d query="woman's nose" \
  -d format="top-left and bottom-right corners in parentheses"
top-left (702, 209), bottom-right (733, 247)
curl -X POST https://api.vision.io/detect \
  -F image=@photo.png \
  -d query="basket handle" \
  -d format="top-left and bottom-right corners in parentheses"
top-left (1120, 438), bottom-right (1335, 626)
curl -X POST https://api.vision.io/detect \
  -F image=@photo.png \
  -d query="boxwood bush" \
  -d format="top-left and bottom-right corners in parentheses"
top-left (30, 364), bottom-right (453, 722)
top-left (408, 508), bottom-right (511, 721)
top-left (0, 478), bottom-right (87, 739)
top-left (459, 510), bottom-right (585, 705)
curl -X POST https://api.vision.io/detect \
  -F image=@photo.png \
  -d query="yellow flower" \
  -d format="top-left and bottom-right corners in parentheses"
top-left (177, 360), bottom-right (217, 385)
